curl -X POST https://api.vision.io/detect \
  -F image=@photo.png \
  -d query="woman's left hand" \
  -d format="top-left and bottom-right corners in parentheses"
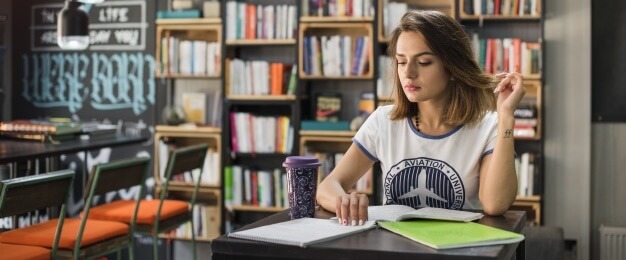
top-left (494, 71), bottom-right (526, 116)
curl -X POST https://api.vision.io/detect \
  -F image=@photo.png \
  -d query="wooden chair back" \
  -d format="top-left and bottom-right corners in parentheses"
top-left (0, 170), bottom-right (74, 218)
top-left (0, 170), bottom-right (75, 258)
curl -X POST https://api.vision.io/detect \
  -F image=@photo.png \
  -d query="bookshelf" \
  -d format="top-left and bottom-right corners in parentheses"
top-left (457, 0), bottom-right (544, 225)
top-left (296, 2), bottom-right (378, 201)
top-left (153, 16), bottom-right (225, 240)
top-left (155, 18), bottom-right (222, 78)
top-left (153, 125), bottom-right (222, 240)
top-left (153, 0), bottom-right (545, 234)
top-left (220, 0), bottom-right (299, 231)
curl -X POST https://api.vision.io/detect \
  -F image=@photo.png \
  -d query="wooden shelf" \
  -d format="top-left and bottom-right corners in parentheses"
top-left (512, 199), bottom-right (542, 225)
top-left (155, 125), bottom-right (221, 135)
top-left (153, 125), bottom-right (223, 240)
top-left (166, 181), bottom-right (222, 191)
top-left (299, 130), bottom-right (373, 195)
top-left (299, 22), bottom-right (374, 79)
top-left (458, 0), bottom-right (542, 21)
top-left (155, 21), bottom-right (222, 78)
top-left (226, 39), bottom-right (297, 46)
top-left (516, 195), bottom-right (541, 202)
top-left (228, 205), bottom-right (286, 212)
top-left (156, 18), bottom-right (222, 25)
top-left (377, 0), bottom-right (455, 42)
top-left (227, 95), bottom-right (297, 101)
top-left (300, 130), bottom-right (356, 138)
top-left (299, 75), bottom-right (373, 80)
top-left (460, 15), bottom-right (541, 21)
top-left (300, 16), bottom-right (374, 23)
top-left (155, 74), bottom-right (221, 79)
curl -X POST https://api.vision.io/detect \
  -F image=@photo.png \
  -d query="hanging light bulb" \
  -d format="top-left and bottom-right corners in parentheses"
top-left (57, 0), bottom-right (89, 50)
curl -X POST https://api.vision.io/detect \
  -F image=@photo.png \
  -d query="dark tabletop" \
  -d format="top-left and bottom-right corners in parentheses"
top-left (212, 209), bottom-right (527, 260)
top-left (0, 135), bottom-right (147, 164)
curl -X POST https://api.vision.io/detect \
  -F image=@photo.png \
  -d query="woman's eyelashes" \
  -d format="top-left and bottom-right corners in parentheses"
top-left (396, 60), bottom-right (431, 66)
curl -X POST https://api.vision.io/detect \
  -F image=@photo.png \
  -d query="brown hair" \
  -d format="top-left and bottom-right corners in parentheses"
top-left (387, 10), bottom-right (496, 126)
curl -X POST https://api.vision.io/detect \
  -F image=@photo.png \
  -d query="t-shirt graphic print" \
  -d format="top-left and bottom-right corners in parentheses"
top-left (385, 157), bottom-right (465, 209)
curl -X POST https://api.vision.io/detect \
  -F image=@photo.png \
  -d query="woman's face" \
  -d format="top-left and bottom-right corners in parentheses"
top-left (396, 31), bottom-right (451, 104)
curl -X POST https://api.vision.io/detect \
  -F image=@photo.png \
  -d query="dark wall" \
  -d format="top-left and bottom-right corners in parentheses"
top-left (10, 0), bottom-right (162, 216)
top-left (592, 0), bottom-right (626, 122)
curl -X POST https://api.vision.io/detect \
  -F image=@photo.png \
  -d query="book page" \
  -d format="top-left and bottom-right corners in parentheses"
top-left (368, 204), bottom-right (416, 222)
top-left (399, 207), bottom-right (484, 222)
top-left (368, 205), bottom-right (484, 222)
top-left (228, 218), bottom-right (376, 247)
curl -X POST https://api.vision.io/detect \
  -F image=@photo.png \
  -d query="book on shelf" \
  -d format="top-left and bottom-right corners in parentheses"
top-left (0, 119), bottom-right (83, 142)
top-left (359, 91), bottom-right (375, 118)
top-left (367, 205), bottom-right (484, 223)
top-left (300, 120), bottom-right (350, 131)
top-left (182, 92), bottom-right (207, 125)
top-left (315, 92), bottom-right (342, 122)
top-left (156, 9), bottom-right (201, 19)
top-left (224, 165), bottom-right (287, 208)
top-left (515, 152), bottom-right (539, 197)
top-left (378, 220), bottom-right (524, 249)
top-left (171, 0), bottom-right (193, 10)
top-left (79, 122), bottom-right (118, 140)
top-left (0, 119), bottom-right (82, 135)
top-left (228, 217), bottom-right (377, 247)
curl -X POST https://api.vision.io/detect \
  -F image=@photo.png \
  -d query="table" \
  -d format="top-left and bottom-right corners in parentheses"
top-left (0, 135), bottom-right (147, 177)
top-left (0, 135), bottom-right (147, 164)
top-left (212, 209), bottom-right (527, 260)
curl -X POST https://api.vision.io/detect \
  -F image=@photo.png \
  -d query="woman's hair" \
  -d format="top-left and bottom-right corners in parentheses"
top-left (386, 10), bottom-right (496, 126)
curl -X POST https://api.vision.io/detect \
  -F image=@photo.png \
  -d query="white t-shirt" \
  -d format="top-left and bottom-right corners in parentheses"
top-left (353, 105), bottom-right (498, 210)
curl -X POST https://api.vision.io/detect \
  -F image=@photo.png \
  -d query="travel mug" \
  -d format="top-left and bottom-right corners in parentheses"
top-left (282, 156), bottom-right (322, 219)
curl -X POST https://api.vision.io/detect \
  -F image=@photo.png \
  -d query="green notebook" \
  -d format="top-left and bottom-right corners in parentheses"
top-left (378, 220), bottom-right (524, 249)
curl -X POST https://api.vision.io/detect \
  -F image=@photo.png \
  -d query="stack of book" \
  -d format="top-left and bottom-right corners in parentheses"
top-left (157, 0), bottom-right (202, 19)
top-left (0, 119), bottom-right (82, 142)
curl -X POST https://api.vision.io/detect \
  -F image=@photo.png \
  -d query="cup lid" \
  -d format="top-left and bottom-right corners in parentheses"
top-left (282, 156), bottom-right (321, 168)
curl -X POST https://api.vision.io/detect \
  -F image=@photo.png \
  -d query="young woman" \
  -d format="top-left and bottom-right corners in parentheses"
top-left (316, 10), bottom-right (525, 226)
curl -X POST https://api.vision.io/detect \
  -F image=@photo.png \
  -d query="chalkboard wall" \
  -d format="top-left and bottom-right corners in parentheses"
top-left (10, 0), bottom-right (162, 216)
top-left (592, 0), bottom-right (626, 122)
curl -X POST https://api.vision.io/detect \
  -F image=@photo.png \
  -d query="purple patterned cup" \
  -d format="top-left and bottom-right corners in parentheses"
top-left (283, 156), bottom-right (322, 219)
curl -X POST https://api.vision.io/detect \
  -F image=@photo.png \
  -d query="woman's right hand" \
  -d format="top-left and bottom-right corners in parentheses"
top-left (335, 191), bottom-right (369, 226)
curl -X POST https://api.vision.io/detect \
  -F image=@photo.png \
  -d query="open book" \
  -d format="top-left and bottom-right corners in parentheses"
top-left (227, 218), bottom-right (376, 247)
top-left (368, 204), bottom-right (484, 222)
top-left (228, 206), bottom-right (498, 249)
top-left (378, 220), bottom-right (525, 249)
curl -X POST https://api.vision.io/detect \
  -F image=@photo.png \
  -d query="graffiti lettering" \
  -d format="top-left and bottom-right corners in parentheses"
top-left (21, 52), bottom-right (155, 115)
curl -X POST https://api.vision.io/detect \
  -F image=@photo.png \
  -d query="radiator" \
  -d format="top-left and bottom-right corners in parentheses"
top-left (600, 225), bottom-right (626, 260)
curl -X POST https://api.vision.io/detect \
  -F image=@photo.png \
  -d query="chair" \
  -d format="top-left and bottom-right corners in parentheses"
top-left (87, 143), bottom-right (209, 260)
top-left (0, 157), bottom-right (151, 259)
top-left (0, 169), bottom-right (75, 260)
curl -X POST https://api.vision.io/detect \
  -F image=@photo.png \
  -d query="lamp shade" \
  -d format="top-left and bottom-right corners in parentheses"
top-left (57, 1), bottom-right (89, 50)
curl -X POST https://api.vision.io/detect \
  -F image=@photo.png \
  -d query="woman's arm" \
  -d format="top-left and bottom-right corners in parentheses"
top-left (317, 143), bottom-right (375, 225)
top-left (479, 71), bottom-right (526, 215)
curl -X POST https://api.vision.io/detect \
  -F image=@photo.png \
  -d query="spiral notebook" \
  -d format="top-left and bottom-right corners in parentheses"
top-left (227, 217), bottom-right (376, 247)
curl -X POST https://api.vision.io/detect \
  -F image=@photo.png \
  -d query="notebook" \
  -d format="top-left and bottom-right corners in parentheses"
top-left (227, 217), bottom-right (376, 247)
top-left (378, 220), bottom-right (525, 249)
